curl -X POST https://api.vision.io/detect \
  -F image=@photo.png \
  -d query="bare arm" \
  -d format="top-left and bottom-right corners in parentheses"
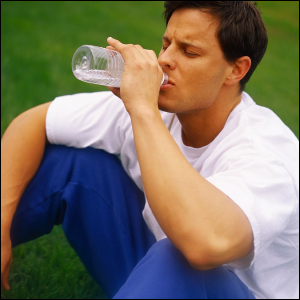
top-left (1, 102), bottom-right (51, 290)
top-left (130, 110), bottom-right (253, 269)
top-left (107, 37), bottom-right (253, 270)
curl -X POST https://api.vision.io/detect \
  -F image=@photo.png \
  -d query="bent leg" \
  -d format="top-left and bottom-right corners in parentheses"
top-left (115, 239), bottom-right (255, 299)
top-left (10, 144), bottom-right (156, 298)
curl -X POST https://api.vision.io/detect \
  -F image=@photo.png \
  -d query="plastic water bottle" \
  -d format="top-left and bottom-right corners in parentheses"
top-left (72, 45), bottom-right (168, 87)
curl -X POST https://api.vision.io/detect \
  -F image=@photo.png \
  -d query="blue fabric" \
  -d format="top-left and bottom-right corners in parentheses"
top-left (10, 145), bottom-right (255, 299)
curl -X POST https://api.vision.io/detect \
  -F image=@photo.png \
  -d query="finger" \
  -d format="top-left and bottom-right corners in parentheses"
top-left (107, 37), bottom-right (162, 77)
top-left (145, 49), bottom-right (158, 61)
top-left (2, 257), bottom-right (12, 290)
top-left (107, 37), bottom-right (127, 55)
top-left (106, 86), bottom-right (121, 99)
top-left (106, 46), bottom-right (116, 51)
top-left (133, 44), bottom-right (156, 63)
top-left (107, 37), bottom-right (141, 61)
top-left (137, 47), bottom-right (163, 76)
top-left (2, 272), bottom-right (10, 290)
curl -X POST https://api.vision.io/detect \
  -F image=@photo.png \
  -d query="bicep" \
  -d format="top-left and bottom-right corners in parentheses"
top-left (206, 155), bottom-right (296, 270)
top-left (17, 101), bottom-right (52, 144)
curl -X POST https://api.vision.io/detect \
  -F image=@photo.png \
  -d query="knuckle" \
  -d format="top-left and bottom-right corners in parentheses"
top-left (150, 60), bottom-right (158, 67)
top-left (134, 63), bottom-right (143, 70)
top-left (146, 49), bottom-right (156, 56)
top-left (123, 44), bottom-right (133, 52)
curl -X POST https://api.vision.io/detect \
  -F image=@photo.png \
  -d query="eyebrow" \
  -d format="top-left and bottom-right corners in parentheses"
top-left (162, 36), bottom-right (203, 50)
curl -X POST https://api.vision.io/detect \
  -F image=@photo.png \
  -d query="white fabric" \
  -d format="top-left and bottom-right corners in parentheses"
top-left (46, 91), bottom-right (299, 299)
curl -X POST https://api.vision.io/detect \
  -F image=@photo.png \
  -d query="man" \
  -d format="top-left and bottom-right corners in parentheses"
top-left (1, 1), bottom-right (299, 299)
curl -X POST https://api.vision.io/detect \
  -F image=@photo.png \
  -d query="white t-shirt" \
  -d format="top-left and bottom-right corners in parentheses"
top-left (46, 91), bottom-right (299, 299)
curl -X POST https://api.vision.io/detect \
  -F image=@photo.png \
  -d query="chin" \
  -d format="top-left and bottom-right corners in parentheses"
top-left (158, 94), bottom-right (175, 113)
top-left (158, 101), bottom-right (180, 113)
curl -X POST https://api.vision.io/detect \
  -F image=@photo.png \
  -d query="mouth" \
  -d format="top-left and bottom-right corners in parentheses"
top-left (167, 78), bottom-right (175, 85)
top-left (160, 79), bottom-right (175, 90)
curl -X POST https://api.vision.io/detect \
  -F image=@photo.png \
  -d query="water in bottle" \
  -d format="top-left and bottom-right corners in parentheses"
top-left (72, 45), bottom-right (168, 87)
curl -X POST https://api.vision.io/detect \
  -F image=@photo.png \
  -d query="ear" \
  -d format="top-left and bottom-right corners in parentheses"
top-left (224, 56), bottom-right (251, 86)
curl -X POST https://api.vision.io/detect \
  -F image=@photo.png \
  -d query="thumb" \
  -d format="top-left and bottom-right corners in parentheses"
top-left (106, 46), bottom-right (117, 51)
top-left (106, 86), bottom-right (121, 99)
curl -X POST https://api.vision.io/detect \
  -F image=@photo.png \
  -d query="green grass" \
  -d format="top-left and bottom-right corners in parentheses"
top-left (245, 1), bottom-right (299, 138)
top-left (1, 1), bottom-right (299, 299)
top-left (1, 226), bottom-right (106, 299)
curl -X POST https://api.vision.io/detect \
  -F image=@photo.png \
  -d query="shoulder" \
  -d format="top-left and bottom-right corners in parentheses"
top-left (51, 91), bottom-right (123, 109)
top-left (200, 93), bottom-right (299, 200)
top-left (214, 92), bottom-right (299, 176)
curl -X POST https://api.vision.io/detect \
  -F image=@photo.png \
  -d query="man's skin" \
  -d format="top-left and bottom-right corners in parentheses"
top-left (1, 8), bottom-right (252, 290)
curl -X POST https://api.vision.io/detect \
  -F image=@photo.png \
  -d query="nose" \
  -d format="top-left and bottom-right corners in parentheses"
top-left (158, 48), bottom-right (176, 72)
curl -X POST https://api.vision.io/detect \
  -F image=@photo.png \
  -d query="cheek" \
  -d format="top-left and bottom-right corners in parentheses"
top-left (181, 69), bottom-right (207, 95)
top-left (180, 61), bottom-right (209, 86)
top-left (186, 62), bottom-right (227, 93)
top-left (179, 69), bottom-right (222, 108)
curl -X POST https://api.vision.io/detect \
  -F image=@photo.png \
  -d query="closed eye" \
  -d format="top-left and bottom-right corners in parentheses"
top-left (162, 46), bottom-right (198, 58)
top-left (184, 50), bottom-right (198, 57)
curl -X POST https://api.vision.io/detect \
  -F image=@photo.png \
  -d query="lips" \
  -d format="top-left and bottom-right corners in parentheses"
top-left (167, 78), bottom-right (175, 85)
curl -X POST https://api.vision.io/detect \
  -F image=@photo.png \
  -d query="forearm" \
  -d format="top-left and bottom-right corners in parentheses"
top-left (130, 108), bottom-right (252, 268)
top-left (1, 104), bottom-right (50, 231)
top-left (106, 37), bottom-right (253, 268)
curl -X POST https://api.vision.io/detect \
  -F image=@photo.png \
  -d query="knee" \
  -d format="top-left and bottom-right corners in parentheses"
top-left (146, 239), bottom-right (223, 276)
top-left (147, 238), bottom-right (190, 267)
top-left (45, 145), bottom-right (121, 179)
top-left (45, 144), bottom-right (118, 169)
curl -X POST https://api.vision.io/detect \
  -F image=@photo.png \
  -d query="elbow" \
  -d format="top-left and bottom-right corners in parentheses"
top-left (186, 252), bottom-right (218, 271)
top-left (183, 239), bottom-right (227, 271)
top-left (184, 235), bottom-right (253, 271)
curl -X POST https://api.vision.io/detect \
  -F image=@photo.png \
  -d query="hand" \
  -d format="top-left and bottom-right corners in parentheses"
top-left (106, 37), bottom-right (163, 115)
top-left (1, 230), bottom-right (12, 291)
top-left (105, 45), bottom-right (121, 99)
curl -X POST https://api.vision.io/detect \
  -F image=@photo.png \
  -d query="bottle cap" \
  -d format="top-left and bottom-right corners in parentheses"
top-left (161, 73), bottom-right (168, 85)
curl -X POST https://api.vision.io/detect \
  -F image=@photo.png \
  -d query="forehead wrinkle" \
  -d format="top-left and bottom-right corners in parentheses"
top-left (164, 19), bottom-right (222, 54)
top-left (165, 8), bottom-right (220, 45)
top-left (163, 27), bottom-right (209, 52)
top-left (163, 35), bottom-right (205, 52)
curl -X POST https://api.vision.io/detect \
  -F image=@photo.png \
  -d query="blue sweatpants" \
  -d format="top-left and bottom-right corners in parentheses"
top-left (10, 145), bottom-right (255, 299)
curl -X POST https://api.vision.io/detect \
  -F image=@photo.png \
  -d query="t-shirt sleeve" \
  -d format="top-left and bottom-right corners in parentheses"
top-left (46, 91), bottom-right (130, 154)
top-left (206, 154), bottom-right (297, 270)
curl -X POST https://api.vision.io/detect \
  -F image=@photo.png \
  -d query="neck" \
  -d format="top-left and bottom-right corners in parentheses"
top-left (177, 92), bottom-right (242, 148)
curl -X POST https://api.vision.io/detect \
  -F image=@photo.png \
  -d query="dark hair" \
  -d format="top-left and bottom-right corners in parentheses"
top-left (163, 1), bottom-right (268, 92)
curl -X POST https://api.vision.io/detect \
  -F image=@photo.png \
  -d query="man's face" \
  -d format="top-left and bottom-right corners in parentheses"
top-left (157, 8), bottom-right (233, 114)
